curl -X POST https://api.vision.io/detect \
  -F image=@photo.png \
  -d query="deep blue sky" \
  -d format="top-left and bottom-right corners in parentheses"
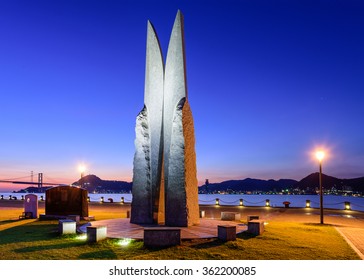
top-left (1, 0), bottom-right (363, 191)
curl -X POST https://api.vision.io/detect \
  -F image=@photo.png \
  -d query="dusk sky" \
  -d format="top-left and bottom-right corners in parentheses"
top-left (1, 0), bottom-right (363, 191)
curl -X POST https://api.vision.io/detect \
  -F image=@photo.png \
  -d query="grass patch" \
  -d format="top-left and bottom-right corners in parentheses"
top-left (0, 220), bottom-right (359, 260)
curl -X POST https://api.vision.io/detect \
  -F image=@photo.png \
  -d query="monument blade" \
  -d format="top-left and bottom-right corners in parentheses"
top-left (164, 10), bottom-right (199, 226)
top-left (131, 21), bottom-right (164, 224)
top-left (131, 10), bottom-right (199, 227)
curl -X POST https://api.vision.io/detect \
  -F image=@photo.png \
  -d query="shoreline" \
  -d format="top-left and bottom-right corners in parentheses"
top-left (1, 199), bottom-right (364, 226)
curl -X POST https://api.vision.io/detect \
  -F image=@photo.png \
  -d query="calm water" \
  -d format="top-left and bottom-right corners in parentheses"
top-left (1, 192), bottom-right (364, 211)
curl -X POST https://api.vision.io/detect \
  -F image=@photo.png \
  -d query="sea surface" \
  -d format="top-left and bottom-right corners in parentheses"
top-left (1, 192), bottom-right (364, 212)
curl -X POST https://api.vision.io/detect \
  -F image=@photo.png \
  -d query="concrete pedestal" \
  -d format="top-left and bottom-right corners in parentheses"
top-left (58, 219), bottom-right (76, 234)
top-left (218, 225), bottom-right (236, 241)
top-left (144, 228), bottom-right (181, 247)
top-left (247, 215), bottom-right (259, 221)
top-left (87, 226), bottom-right (107, 242)
top-left (221, 212), bottom-right (241, 221)
top-left (248, 220), bottom-right (265, 235)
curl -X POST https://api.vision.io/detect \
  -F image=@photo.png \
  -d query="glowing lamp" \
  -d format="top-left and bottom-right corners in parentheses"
top-left (344, 201), bottom-right (351, 210)
top-left (306, 200), bottom-right (311, 208)
top-left (87, 196), bottom-right (90, 202)
top-left (121, 197), bottom-right (124, 204)
top-left (315, 151), bottom-right (325, 162)
top-left (100, 197), bottom-right (104, 203)
top-left (265, 199), bottom-right (270, 207)
top-left (239, 199), bottom-right (244, 206)
top-left (40, 195), bottom-right (44, 201)
top-left (78, 164), bottom-right (86, 174)
top-left (215, 198), bottom-right (220, 206)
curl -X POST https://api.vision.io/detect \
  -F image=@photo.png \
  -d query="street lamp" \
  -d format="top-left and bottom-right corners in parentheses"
top-left (315, 151), bottom-right (325, 224)
top-left (78, 164), bottom-right (86, 188)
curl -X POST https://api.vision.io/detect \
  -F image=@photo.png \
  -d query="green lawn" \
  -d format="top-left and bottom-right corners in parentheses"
top-left (0, 219), bottom-right (359, 260)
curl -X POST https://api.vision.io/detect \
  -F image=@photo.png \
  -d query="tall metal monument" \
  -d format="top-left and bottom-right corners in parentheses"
top-left (130, 10), bottom-right (199, 227)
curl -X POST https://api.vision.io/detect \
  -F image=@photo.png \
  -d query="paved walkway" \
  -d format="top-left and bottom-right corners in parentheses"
top-left (335, 226), bottom-right (364, 259)
top-left (79, 218), bottom-right (247, 239)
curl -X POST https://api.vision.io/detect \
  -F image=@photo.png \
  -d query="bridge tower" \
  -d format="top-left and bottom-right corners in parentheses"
top-left (38, 173), bottom-right (43, 191)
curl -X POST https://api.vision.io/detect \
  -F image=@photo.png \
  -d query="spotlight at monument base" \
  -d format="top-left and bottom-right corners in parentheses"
top-left (75, 234), bottom-right (87, 240)
top-left (118, 238), bottom-right (133, 246)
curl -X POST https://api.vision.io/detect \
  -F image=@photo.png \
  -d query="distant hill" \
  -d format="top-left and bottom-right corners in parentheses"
top-left (293, 172), bottom-right (364, 193)
top-left (73, 174), bottom-right (132, 193)
top-left (14, 173), bottom-right (364, 194)
top-left (199, 178), bottom-right (298, 193)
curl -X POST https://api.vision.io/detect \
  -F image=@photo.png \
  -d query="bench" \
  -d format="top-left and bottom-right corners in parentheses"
top-left (144, 228), bottom-right (181, 247)
top-left (221, 212), bottom-right (241, 221)
top-left (19, 212), bottom-right (33, 219)
top-left (58, 219), bottom-right (76, 234)
top-left (247, 215), bottom-right (259, 221)
top-left (87, 226), bottom-right (107, 242)
top-left (218, 225), bottom-right (236, 241)
top-left (247, 219), bottom-right (265, 235)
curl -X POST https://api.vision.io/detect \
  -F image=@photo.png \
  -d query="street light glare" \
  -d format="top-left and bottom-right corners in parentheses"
top-left (78, 165), bottom-right (86, 173)
top-left (315, 151), bottom-right (325, 162)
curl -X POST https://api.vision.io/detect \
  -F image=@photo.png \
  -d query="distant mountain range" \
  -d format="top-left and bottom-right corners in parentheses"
top-left (201, 178), bottom-right (298, 193)
top-left (201, 173), bottom-right (364, 194)
top-left (15, 173), bottom-right (364, 194)
top-left (293, 172), bottom-right (364, 193)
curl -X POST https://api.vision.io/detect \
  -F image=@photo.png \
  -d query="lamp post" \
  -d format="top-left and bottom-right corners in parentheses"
top-left (315, 151), bottom-right (325, 224)
top-left (78, 165), bottom-right (86, 188)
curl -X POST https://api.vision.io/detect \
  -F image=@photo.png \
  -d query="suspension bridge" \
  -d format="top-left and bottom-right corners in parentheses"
top-left (0, 172), bottom-right (69, 190)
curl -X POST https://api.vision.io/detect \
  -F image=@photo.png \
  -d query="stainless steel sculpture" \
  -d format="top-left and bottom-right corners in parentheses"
top-left (130, 10), bottom-right (199, 227)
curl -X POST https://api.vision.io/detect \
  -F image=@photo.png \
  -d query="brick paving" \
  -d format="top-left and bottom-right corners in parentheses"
top-left (335, 227), bottom-right (364, 259)
top-left (79, 218), bottom-right (247, 239)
